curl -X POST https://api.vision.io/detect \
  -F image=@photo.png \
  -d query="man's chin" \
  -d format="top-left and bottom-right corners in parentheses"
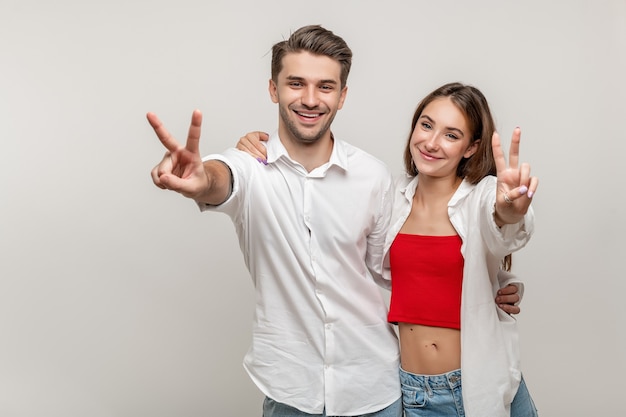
top-left (281, 116), bottom-right (331, 144)
top-left (297, 134), bottom-right (322, 144)
top-left (290, 127), bottom-right (326, 144)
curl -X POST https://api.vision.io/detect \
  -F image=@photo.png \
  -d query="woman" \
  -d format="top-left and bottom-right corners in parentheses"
top-left (385, 82), bottom-right (538, 416)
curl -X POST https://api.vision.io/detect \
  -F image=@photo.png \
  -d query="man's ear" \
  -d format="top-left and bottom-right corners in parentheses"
top-left (337, 85), bottom-right (348, 110)
top-left (268, 79), bottom-right (278, 103)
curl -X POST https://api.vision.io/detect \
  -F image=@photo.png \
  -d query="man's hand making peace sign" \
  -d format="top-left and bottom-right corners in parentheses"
top-left (147, 109), bottom-right (232, 205)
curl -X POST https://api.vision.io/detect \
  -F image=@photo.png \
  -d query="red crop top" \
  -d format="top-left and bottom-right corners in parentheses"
top-left (387, 233), bottom-right (464, 330)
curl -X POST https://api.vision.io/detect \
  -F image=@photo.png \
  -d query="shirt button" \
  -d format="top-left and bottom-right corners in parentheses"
top-left (326, 324), bottom-right (332, 329)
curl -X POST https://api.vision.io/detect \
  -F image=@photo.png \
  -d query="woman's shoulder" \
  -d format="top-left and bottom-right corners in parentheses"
top-left (463, 175), bottom-right (496, 195)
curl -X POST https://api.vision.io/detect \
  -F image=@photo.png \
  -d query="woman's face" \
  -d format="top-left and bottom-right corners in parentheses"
top-left (410, 97), bottom-right (479, 179)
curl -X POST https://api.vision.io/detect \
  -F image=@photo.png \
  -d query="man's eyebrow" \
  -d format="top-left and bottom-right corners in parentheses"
top-left (285, 75), bottom-right (338, 85)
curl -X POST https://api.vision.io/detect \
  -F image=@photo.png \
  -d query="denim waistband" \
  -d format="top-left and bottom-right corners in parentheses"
top-left (399, 367), bottom-right (462, 390)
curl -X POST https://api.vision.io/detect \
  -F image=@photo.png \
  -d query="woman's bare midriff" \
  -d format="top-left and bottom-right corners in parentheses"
top-left (398, 322), bottom-right (461, 375)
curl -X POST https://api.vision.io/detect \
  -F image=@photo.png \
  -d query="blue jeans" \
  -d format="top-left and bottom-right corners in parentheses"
top-left (400, 368), bottom-right (538, 417)
top-left (263, 397), bottom-right (402, 417)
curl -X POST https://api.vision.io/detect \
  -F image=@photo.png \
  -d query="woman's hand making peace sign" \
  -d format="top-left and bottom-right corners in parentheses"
top-left (491, 127), bottom-right (539, 226)
top-left (492, 127), bottom-right (539, 227)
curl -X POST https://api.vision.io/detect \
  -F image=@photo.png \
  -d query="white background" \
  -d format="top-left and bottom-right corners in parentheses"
top-left (1, 0), bottom-right (625, 415)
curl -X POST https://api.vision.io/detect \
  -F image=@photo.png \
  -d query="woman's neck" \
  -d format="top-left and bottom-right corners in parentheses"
top-left (415, 174), bottom-right (463, 204)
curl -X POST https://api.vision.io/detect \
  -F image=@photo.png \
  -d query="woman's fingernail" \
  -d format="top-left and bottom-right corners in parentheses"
top-left (519, 185), bottom-right (528, 195)
top-left (527, 190), bottom-right (534, 198)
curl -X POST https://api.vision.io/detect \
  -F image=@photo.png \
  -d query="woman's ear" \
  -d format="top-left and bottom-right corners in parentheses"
top-left (464, 139), bottom-right (480, 158)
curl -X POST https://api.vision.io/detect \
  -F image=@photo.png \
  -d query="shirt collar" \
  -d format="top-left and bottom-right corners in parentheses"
top-left (448, 179), bottom-right (474, 206)
top-left (399, 174), bottom-right (419, 202)
top-left (265, 130), bottom-right (349, 172)
top-left (399, 175), bottom-right (475, 206)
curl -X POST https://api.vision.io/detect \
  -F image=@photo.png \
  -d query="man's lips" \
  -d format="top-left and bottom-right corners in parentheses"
top-left (294, 110), bottom-right (323, 119)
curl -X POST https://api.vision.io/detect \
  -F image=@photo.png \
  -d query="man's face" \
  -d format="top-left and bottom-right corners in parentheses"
top-left (269, 51), bottom-right (347, 145)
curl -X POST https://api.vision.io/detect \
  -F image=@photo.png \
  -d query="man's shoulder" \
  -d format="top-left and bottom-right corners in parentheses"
top-left (337, 139), bottom-right (391, 175)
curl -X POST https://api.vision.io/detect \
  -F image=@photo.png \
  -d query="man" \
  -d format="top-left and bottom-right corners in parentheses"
top-left (148, 25), bottom-right (520, 417)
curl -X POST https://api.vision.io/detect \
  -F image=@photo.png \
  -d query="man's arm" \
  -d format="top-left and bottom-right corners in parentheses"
top-left (147, 109), bottom-right (232, 205)
top-left (497, 283), bottom-right (521, 315)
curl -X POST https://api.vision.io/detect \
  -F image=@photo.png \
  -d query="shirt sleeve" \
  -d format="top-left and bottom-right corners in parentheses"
top-left (479, 176), bottom-right (534, 258)
top-left (196, 149), bottom-right (251, 223)
top-left (367, 169), bottom-right (394, 290)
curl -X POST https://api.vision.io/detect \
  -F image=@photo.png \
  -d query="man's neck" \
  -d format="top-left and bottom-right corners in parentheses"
top-left (278, 130), bottom-right (334, 172)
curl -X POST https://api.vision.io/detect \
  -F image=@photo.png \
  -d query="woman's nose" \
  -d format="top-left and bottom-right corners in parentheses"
top-left (425, 133), bottom-right (440, 150)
